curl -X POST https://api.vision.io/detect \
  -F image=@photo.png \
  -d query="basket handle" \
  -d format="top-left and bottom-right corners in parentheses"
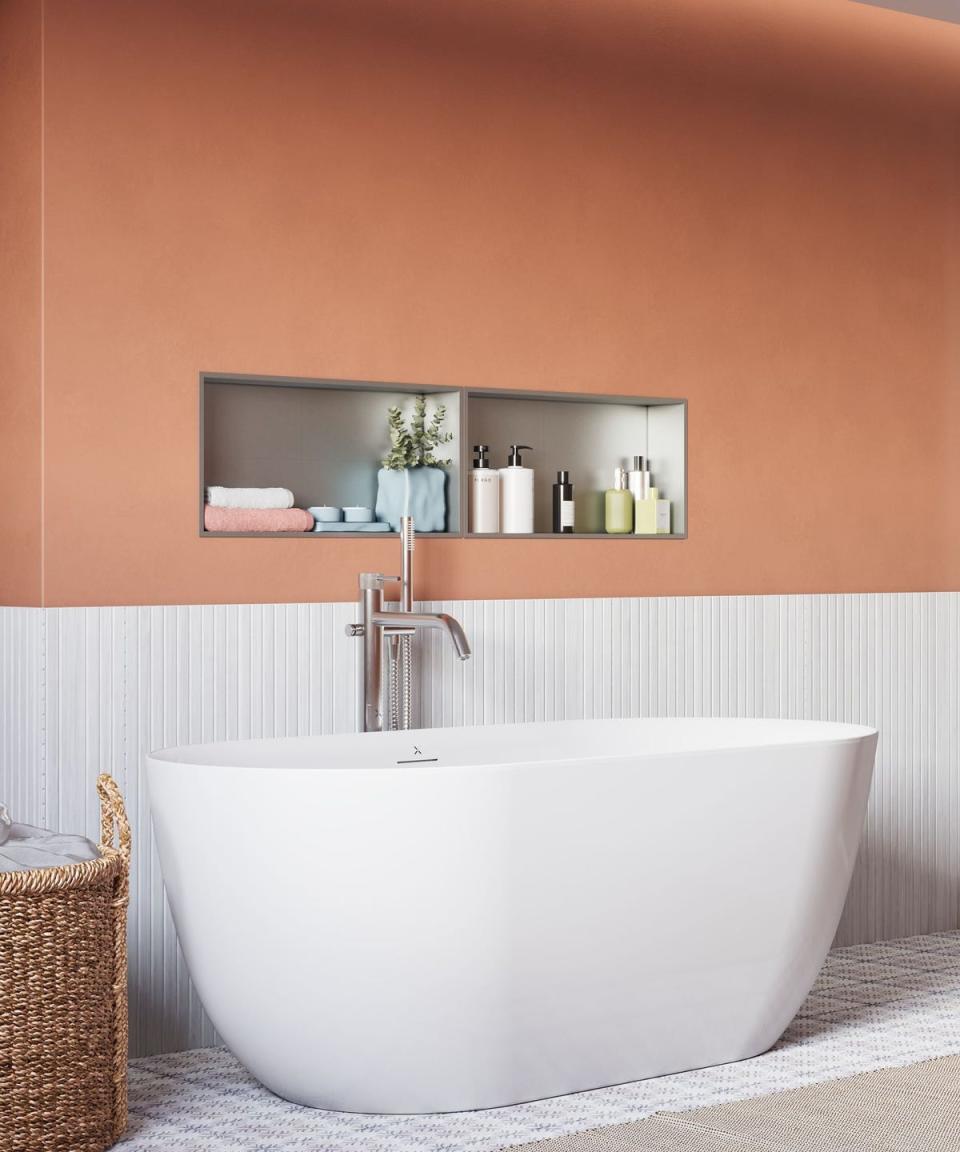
top-left (97, 774), bottom-right (132, 863)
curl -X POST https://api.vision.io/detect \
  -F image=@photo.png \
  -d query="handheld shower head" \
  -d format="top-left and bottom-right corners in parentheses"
top-left (400, 516), bottom-right (415, 553)
top-left (400, 516), bottom-right (415, 612)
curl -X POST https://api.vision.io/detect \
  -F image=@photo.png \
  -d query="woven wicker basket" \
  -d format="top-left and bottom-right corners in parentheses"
top-left (0, 775), bottom-right (130, 1152)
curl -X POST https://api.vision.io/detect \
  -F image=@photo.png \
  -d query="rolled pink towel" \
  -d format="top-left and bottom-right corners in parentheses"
top-left (204, 506), bottom-right (315, 533)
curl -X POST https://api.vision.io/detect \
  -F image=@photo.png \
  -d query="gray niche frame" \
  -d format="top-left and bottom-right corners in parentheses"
top-left (199, 372), bottom-right (688, 540)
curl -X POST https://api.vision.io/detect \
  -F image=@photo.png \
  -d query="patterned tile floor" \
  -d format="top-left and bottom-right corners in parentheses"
top-left (122, 931), bottom-right (960, 1152)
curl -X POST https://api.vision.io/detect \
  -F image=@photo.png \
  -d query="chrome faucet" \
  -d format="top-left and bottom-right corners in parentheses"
top-left (346, 516), bottom-right (470, 732)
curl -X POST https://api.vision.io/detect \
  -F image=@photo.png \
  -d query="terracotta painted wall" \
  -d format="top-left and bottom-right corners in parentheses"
top-left (0, 0), bottom-right (42, 606)
top-left (13, 0), bottom-right (960, 605)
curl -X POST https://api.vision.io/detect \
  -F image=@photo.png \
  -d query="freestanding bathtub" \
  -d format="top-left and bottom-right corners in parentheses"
top-left (147, 717), bottom-right (877, 1114)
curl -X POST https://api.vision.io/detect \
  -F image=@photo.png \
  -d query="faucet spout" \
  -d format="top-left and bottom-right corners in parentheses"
top-left (435, 613), bottom-right (471, 660)
top-left (371, 611), bottom-right (471, 661)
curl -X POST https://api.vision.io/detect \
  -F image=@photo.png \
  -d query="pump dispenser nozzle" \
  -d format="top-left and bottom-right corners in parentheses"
top-left (507, 444), bottom-right (532, 467)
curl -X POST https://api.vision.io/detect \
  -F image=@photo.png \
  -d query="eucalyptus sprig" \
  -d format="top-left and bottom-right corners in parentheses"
top-left (381, 394), bottom-right (454, 470)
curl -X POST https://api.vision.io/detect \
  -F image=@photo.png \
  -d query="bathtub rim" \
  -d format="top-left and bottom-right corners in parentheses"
top-left (146, 716), bottom-right (879, 773)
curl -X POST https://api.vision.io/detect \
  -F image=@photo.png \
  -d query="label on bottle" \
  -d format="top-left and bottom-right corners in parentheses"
top-left (561, 500), bottom-right (575, 528)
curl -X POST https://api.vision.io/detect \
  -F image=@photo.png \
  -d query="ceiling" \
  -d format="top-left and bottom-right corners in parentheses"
top-left (853, 0), bottom-right (960, 25)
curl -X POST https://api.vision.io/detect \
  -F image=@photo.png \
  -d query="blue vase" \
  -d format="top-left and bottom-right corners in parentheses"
top-left (375, 467), bottom-right (447, 533)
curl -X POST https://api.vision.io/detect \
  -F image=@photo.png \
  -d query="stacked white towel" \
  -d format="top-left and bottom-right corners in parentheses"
top-left (206, 487), bottom-right (294, 510)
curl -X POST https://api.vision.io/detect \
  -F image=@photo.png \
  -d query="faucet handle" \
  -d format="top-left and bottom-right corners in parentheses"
top-left (358, 572), bottom-right (401, 591)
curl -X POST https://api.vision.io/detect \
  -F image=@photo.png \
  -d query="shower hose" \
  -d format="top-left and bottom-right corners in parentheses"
top-left (388, 634), bottom-right (413, 731)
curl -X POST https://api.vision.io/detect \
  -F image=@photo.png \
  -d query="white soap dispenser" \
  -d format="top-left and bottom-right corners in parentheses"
top-left (500, 444), bottom-right (534, 534)
top-left (470, 444), bottom-right (500, 534)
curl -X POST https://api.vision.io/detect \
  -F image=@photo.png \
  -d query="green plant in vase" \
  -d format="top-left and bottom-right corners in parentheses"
top-left (381, 395), bottom-right (453, 470)
top-left (376, 395), bottom-right (454, 532)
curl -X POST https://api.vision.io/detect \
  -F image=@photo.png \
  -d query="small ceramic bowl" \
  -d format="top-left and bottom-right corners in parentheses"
top-left (309, 506), bottom-right (342, 523)
top-left (343, 506), bottom-right (374, 523)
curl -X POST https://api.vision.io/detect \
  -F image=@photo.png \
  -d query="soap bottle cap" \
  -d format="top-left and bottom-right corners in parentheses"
top-left (614, 467), bottom-right (628, 490)
top-left (556, 470), bottom-right (570, 483)
top-left (632, 455), bottom-right (645, 471)
top-left (473, 444), bottom-right (491, 469)
top-left (507, 444), bottom-right (532, 466)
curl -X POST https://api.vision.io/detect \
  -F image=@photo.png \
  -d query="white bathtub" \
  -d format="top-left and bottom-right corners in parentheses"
top-left (147, 717), bottom-right (876, 1114)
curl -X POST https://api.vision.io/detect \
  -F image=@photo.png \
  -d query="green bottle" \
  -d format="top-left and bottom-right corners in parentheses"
top-left (604, 467), bottom-right (633, 534)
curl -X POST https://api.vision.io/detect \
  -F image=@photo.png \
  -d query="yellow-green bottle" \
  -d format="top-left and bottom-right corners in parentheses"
top-left (604, 467), bottom-right (633, 533)
top-left (634, 485), bottom-right (659, 534)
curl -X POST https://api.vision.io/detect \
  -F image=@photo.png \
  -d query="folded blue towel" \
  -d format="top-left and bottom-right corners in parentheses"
top-left (312, 521), bottom-right (391, 533)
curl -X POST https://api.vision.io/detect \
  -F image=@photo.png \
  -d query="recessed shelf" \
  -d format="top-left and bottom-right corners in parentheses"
top-left (201, 374), bottom-right (461, 537)
top-left (200, 374), bottom-right (687, 539)
top-left (463, 387), bottom-right (686, 537)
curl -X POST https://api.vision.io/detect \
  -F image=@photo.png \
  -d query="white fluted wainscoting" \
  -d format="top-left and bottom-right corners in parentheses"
top-left (1, 593), bottom-right (959, 1056)
top-left (0, 608), bottom-right (43, 834)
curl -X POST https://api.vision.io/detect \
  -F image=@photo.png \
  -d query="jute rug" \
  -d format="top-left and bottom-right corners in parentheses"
top-left (505, 1054), bottom-right (960, 1151)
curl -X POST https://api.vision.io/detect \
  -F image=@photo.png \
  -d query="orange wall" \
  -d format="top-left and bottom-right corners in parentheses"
top-left (18, 0), bottom-right (960, 604)
top-left (0, 0), bottom-right (42, 605)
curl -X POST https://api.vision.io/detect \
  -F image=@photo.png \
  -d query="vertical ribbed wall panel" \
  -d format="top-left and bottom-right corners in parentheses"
top-left (1, 594), bottom-right (959, 1054)
top-left (28, 602), bottom-right (360, 1055)
top-left (0, 607), bottom-right (43, 827)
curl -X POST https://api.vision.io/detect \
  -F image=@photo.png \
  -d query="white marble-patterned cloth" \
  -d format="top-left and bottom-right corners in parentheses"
top-left (0, 821), bottom-right (99, 872)
top-left (123, 931), bottom-right (960, 1151)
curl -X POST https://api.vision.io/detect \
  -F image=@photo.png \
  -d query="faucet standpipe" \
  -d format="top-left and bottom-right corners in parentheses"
top-left (345, 518), bottom-right (471, 732)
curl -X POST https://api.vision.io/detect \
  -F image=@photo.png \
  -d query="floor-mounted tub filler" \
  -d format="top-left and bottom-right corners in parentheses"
top-left (147, 716), bottom-right (877, 1114)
